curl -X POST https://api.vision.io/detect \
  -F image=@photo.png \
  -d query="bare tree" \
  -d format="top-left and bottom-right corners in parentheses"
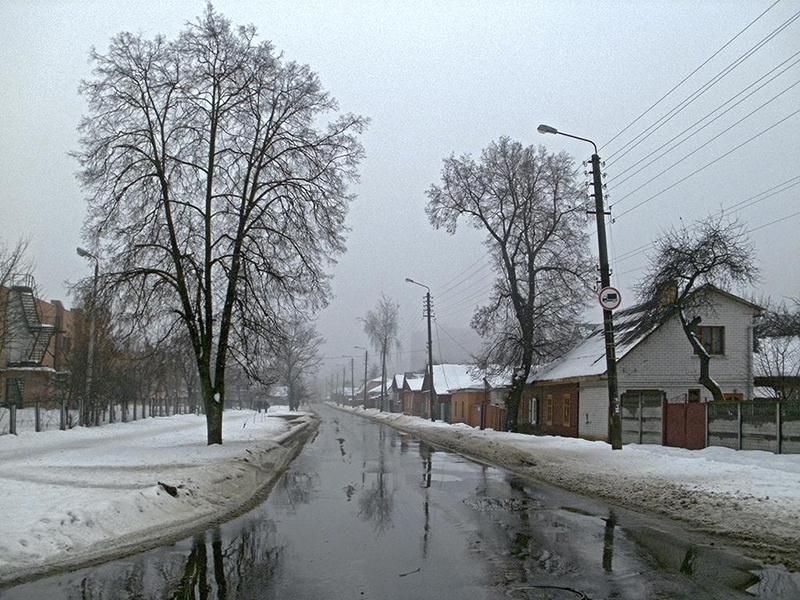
top-left (755, 299), bottom-right (800, 400)
top-left (361, 294), bottom-right (400, 411)
top-left (268, 318), bottom-right (323, 411)
top-left (637, 215), bottom-right (758, 403)
top-left (426, 138), bottom-right (592, 430)
top-left (76, 6), bottom-right (365, 443)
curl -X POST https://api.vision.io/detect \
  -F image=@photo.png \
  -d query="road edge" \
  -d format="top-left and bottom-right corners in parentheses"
top-left (0, 414), bottom-right (319, 588)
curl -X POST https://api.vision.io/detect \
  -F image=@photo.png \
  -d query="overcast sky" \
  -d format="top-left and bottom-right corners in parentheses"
top-left (2, 0), bottom-right (799, 382)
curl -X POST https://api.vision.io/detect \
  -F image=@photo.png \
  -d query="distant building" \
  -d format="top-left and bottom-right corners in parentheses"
top-left (1, 276), bottom-right (77, 408)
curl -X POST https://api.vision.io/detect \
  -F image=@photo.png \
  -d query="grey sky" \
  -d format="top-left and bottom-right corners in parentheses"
top-left (2, 0), bottom-right (799, 381)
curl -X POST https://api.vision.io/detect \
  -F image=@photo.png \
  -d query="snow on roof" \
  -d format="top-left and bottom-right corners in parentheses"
top-left (267, 385), bottom-right (288, 398)
top-left (393, 373), bottom-right (405, 388)
top-left (405, 375), bottom-right (424, 391)
top-left (754, 386), bottom-right (779, 399)
top-left (429, 364), bottom-right (485, 394)
top-left (528, 304), bottom-right (655, 383)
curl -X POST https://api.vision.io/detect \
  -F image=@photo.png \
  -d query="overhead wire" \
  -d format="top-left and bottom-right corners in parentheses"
top-left (608, 51), bottom-right (800, 185)
top-left (600, 0), bottom-right (781, 151)
top-left (606, 6), bottom-right (800, 163)
top-left (613, 106), bottom-right (800, 220)
top-left (612, 175), bottom-right (800, 266)
top-left (609, 79), bottom-right (800, 207)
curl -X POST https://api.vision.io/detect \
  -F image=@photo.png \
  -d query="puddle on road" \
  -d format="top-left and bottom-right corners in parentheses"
top-left (2, 407), bottom-right (798, 600)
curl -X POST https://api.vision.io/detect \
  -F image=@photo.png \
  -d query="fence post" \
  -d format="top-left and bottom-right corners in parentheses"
top-left (704, 402), bottom-right (709, 449)
top-left (79, 396), bottom-right (84, 427)
top-left (35, 401), bottom-right (41, 433)
top-left (776, 400), bottom-right (782, 455)
top-left (60, 400), bottom-right (66, 431)
top-left (9, 404), bottom-right (17, 435)
top-left (737, 401), bottom-right (743, 451)
top-left (638, 394), bottom-right (643, 445)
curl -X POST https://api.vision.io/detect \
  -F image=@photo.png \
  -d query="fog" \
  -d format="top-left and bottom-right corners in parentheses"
top-left (2, 0), bottom-right (798, 380)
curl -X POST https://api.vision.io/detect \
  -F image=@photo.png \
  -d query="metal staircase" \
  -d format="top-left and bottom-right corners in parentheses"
top-left (7, 278), bottom-right (55, 366)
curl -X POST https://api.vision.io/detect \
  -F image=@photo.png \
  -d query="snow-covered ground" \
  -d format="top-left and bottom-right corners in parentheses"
top-left (331, 404), bottom-right (800, 567)
top-left (0, 407), bottom-right (316, 585)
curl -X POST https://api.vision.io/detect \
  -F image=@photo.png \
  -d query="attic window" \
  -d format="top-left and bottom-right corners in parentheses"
top-left (697, 326), bottom-right (725, 355)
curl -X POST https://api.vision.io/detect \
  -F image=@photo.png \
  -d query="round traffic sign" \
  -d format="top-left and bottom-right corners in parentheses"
top-left (598, 286), bottom-right (621, 310)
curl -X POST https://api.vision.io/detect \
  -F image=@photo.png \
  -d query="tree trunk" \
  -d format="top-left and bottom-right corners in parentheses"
top-left (205, 391), bottom-right (223, 445)
top-left (679, 309), bottom-right (725, 403)
top-left (505, 375), bottom-right (525, 432)
top-left (380, 348), bottom-right (387, 412)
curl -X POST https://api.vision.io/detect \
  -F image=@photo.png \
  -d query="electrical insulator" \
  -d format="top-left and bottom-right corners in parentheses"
top-left (601, 161), bottom-right (606, 167)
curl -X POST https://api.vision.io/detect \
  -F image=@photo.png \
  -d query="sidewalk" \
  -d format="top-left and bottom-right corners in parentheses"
top-left (0, 407), bottom-right (316, 585)
top-left (331, 404), bottom-right (800, 568)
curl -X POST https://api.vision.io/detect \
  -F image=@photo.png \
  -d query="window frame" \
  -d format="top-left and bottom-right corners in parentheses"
top-left (562, 393), bottom-right (571, 426)
top-left (696, 325), bottom-right (725, 355)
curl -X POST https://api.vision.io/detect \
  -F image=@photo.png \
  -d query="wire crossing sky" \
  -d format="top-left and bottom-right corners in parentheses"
top-left (1, 0), bottom-right (798, 378)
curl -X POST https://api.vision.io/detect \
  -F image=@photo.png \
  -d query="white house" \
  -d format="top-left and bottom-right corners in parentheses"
top-left (526, 286), bottom-right (761, 442)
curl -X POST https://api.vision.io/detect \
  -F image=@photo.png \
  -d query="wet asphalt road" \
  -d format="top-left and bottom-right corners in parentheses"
top-left (2, 404), bottom-right (799, 599)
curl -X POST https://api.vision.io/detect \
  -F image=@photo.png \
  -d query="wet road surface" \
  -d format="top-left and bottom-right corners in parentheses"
top-left (2, 404), bottom-right (799, 599)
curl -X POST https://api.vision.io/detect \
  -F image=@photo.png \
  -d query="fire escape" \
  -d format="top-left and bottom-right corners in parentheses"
top-left (4, 276), bottom-right (56, 407)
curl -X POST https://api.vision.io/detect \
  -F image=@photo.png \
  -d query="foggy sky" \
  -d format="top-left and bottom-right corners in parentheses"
top-left (2, 0), bottom-right (799, 381)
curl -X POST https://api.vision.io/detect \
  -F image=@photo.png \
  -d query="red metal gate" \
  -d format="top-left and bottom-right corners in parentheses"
top-left (665, 402), bottom-right (706, 450)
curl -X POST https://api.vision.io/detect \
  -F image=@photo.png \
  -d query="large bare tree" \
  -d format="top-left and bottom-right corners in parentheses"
top-left (76, 6), bottom-right (365, 443)
top-left (426, 138), bottom-right (592, 430)
top-left (361, 294), bottom-right (400, 411)
top-left (637, 216), bottom-right (758, 403)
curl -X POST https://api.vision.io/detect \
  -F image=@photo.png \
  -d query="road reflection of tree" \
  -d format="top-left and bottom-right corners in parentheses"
top-left (420, 442), bottom-right (433, 558)
top-left (278, 469), bottom-right (319, 510)
top-left (357, 425), bottom-right (394, 533)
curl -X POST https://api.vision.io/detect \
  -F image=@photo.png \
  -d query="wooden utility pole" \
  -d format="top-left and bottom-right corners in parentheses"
top-left (425, 291), bottom-right (436, 422)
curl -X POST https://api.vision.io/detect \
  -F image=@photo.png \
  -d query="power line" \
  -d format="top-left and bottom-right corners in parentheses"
top-left (606, 6), bottom-right (800, 162)
top-left (601, 0), bottom-right (781, 151)
top-left (434, 317), bottom-right (475, 356)
top-left (612, 175), bottom-right (800, 266)
top-left (608, 51), bottom-right (800, 182)
top-left (613, 207), bottom-right (800, 278)
top-left (610, 79), bottom-right (800, 206)
top-left (436, 260), bottom-right (492, 301)
top-left (614, 106), bottom-right (800, 220)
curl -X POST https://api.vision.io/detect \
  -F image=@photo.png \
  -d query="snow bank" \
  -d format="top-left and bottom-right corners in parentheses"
top-left (331, 404), bottom-right (800, 567)
top-left (0, 407), bottom-right (316, 585)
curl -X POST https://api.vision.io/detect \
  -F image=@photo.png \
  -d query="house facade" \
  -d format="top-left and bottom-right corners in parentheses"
top-left (525, 287), bottom-right (760, 442)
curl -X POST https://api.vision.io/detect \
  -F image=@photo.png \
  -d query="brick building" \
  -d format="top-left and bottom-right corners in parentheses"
top-left (1, 278), bottom-right (78, 408)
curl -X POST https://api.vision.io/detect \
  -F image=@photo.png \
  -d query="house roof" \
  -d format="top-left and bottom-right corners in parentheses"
top-left (425, 363), bottom-right (485, 394)
top-left (529, 286), bottom-right (760, 384)
top-left (404, 375), bottom-right (425, 391)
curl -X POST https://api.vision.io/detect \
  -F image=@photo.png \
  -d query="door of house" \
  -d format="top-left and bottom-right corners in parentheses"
top-left (665, 401), bottom-right (706, 450)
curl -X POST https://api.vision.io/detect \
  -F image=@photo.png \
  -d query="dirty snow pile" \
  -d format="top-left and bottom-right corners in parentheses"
top-left (0, 407), bottom-right (315, 584)
top-left (332, 404), bottom-right (800, 565)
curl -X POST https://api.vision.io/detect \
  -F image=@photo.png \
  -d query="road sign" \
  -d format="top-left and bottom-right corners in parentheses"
top-left (598, 286), bottom-right (621, 311)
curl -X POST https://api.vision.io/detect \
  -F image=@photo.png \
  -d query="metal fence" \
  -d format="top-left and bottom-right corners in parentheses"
top-left (0, 397), bottom-right (203, 436)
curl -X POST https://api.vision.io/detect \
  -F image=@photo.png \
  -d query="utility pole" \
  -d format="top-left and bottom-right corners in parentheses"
top-left (537, 125), bottom-right (622, 449)
top-left (77, 247), bottom-right (99, 426)
top-left (342, 365), bottom-right (346, 406)
top-left (405, 278), bottom-right (437, 421)
top-left (350, 356), bottom-right (355, 406)
top-left (355, 346), bottom-right (368, 407)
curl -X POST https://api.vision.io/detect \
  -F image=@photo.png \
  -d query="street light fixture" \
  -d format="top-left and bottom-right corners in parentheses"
top-left (537, 124), bottom-right (622, 450)
top-left (76, 247), bottom-right (101, 426)
top-left (405, 277), bottom-right (436, 422)
top-left (354, 345), bottom-right (368, 408)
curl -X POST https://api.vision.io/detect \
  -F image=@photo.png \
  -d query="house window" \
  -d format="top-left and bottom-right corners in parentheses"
top-left (563, 394), bottom-right (571, 426)
top-left (530, 398), bottom-right (538, 425)
top-left (545, 395), bottom-right (553, 424)
top-left (696, 326), bottom-right (725, 355)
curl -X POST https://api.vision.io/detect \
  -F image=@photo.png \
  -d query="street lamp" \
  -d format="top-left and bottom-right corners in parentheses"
top-left (76, 247), bottom-right (100, 426)
top-left (354, 345), bottom-right (368, 407)
top-left (405, 277), bottom-right (436, 422)
top-left (341, 354), bottom-right (356, 406)
top-left (537, 124), bottom-right (622, 450)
